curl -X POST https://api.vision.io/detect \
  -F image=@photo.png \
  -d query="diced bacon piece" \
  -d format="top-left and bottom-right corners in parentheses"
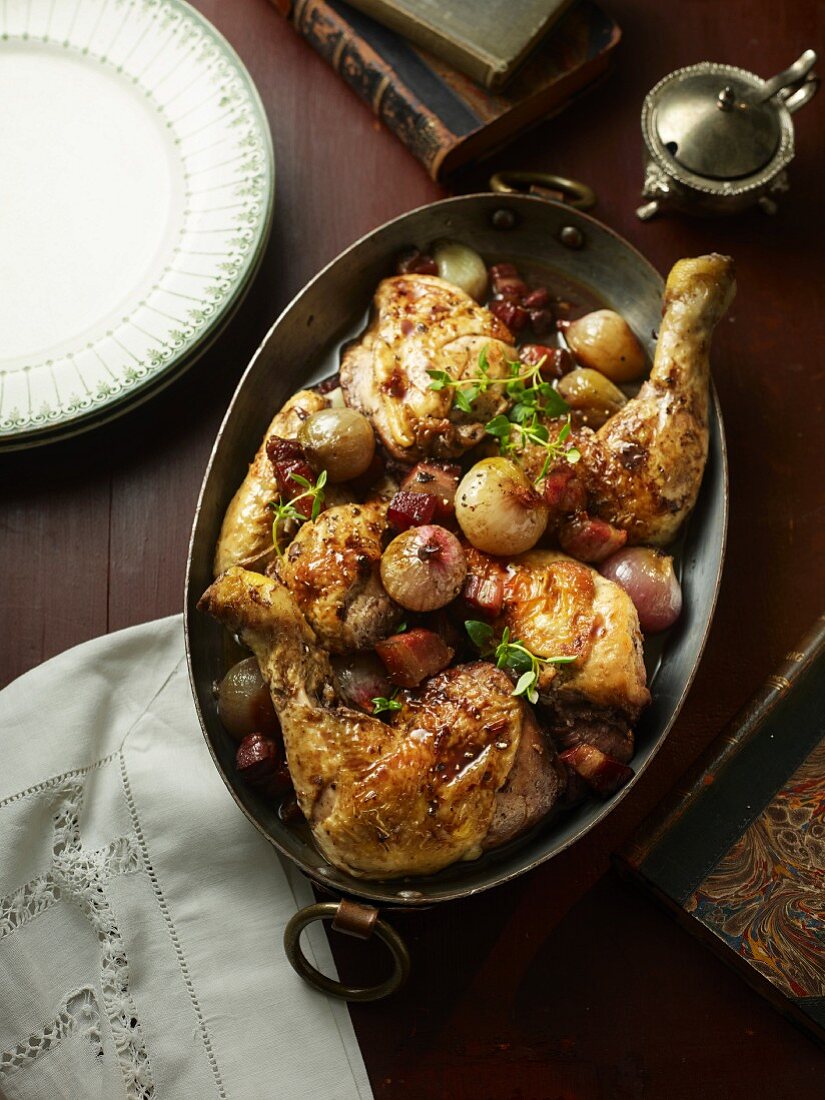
top-left (400, 462), bottom-right (461, 523)
top-left (488, 262), bottom-right (519, 281)
top-left (461, 544), bottom-right (508, 619)
top-left (490, 299), bottom-right (528, 332)
top-left (265, 436), bottom-right (317, 519)
top-left (528, 308), bottom-right (555, 336)
top-left (519, 344), bottom-right (575, 378)
top-left (236, 733), bottom-right (293, 798)
top-left (489, 262), bottom-right (527, 299)
top-left (375, 628), bottom-right (454, 688)
top-left (396, 249), bottom-right (438, 276)
top-left (387, 490), bottom-right (438, 531)
top-left (463, 572), bottom-right (504, 618)
top-left (559, 744), bottom-right (634, 798)
top-left (523, 287), bottom-right (550, 309)
top-left (543, 466), bottom-right (587, 515)
top-left (317, 372), bottom-right (341, 394)
top-left (558, 513), bottom-right (628, 563)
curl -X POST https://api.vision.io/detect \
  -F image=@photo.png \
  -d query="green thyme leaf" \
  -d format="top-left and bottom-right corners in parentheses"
top-left (484, 414), bottom-right (512, 450)
top-left (468, 621), bottom-right (576, 704)
top-left (465, 620), bottom-right (495, 653)
top-left (538, 386), bottom-right (570, 418)
top-left (372, 694), bottom-right (402, 715)
top-left (267, 470), bottom-right (328, 555)
top-left (512, 669), bottom-right (539, 704)
top-left (453, 387), bottom-right (477, 414)
top-left (426, 369), bottom-right (451, 390)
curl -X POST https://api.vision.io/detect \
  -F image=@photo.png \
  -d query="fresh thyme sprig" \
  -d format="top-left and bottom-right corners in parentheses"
top-left (428, 346), bottom-right (581, 485)
top-left (465, 620), bottom-right (576, 705)
top-left (268, 469), bottom-right (328, 556)
top-left (427, 345), bottom-right (496, 414)
top-left (486, 412), bottom-right (580, 485)
top-left (372, 690), bottom-right (402, 715)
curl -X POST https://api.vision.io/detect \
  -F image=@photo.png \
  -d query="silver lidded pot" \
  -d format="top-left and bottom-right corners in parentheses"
top-left (637, 50), bottom-right (818, 219)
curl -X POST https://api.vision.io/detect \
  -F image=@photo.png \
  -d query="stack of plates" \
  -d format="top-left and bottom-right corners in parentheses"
top-left (0, 0), bottom-right (274, 450)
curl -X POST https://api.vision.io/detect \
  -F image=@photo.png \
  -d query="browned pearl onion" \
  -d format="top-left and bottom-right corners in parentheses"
top-left (380, 525), bottom-right (467, 612)
top-left (432, 239), bottom-right (488, 301)
top-left (455, 458), bottom-right (549, 556)
top-left (297, 407), bottom-right (375, 483)
top-left (563, 309), bottom-right (646, 383)
top-left (556, 368), bottom-right (627, 429)
top-left (217, 657), bottom-right (279, 742)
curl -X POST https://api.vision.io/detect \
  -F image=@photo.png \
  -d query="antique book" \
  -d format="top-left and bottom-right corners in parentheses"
top-left (272, 0), bottom-right (620, 180)
top-left (342, 0), bottom-right (576, 90)
top-left (616, 616), bottom-right (825, 1047)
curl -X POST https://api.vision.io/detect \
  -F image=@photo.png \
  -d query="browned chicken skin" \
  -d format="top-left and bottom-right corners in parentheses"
top-left (341, 274), bottom-right (516, 462)
top-left (214, 389), bottom-right (326, 576)
top-left (463, 545), bottom-right (649, 718)
top-left (199, 567), bottom-right (564, 878)
top-left (278, 500), bottom-right (401, 653)
top-left (577, 254), bottom-right (736, 545)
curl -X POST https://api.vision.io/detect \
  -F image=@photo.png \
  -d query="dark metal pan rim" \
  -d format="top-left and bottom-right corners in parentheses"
top-left (184, 193), bottom-right (728, 909)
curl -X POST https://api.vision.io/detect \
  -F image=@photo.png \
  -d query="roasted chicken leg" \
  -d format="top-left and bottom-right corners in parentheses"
top-left (199, 567), bottom-right (565, 878)
top-left (577, 254), bottom-right (736, 545)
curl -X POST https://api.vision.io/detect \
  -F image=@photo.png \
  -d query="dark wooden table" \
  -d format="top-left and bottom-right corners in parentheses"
top-left (3, 1), bottom-right (824, 1095)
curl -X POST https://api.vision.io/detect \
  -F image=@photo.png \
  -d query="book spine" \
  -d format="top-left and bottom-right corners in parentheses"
top-left (283, 0), bottom-right (457, 179)
top-left (341, 0), bottom-right (496, 89)
top-left (620, 613), bottom-right (825, 870)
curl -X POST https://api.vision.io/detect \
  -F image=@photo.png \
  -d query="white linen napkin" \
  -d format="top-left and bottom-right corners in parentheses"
top-left (0, 616), bottom-right (373, 1100)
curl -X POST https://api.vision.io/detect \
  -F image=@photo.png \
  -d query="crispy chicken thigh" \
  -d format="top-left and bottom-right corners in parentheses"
top-left (465, 547), bottom-right (649, 718)
top-left (277, 500), bottom-right (400, 653)
top-left (577, 254), bottom-right (736, 545)
top-left (341, 274), bottom-right (516, 462)
top-left (199, 568), bottom-right (564, 878)
top-left (214, 390), bottom-right (326, 576)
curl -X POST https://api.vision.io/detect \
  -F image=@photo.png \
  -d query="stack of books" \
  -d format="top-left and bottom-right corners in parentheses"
top-left (271, 0), bottom-right (621, 179)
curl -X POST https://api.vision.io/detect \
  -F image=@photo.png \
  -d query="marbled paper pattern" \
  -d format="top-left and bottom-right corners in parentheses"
top-left (686, 741), bottom-right (825, 999)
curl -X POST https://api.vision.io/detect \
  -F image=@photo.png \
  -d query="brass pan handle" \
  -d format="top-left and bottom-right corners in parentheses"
top-left (284, 900), bottom-right (410, 1002)
top-left (489, 171), bottom-right (596, 210)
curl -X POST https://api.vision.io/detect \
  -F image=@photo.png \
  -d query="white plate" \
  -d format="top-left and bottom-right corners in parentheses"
top-left (0, 0), bottom-right (274, 448)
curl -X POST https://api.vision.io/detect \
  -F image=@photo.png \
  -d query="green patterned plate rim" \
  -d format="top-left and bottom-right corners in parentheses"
top-left (0, 0), bottom-right (274, 449)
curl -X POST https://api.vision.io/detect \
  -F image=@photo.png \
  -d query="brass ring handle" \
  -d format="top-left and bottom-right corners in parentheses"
top-left (284, 901), bottom-right (410, 1002)
top-left (489, 171), bottom-right (596, 210)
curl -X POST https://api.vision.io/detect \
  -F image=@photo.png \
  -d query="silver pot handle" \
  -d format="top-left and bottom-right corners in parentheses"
top-left (761, 49), bottom-right (819, 113)
top-left (783, 75), bottom-right (819, 114)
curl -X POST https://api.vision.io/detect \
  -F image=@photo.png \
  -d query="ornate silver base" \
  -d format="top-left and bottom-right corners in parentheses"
top-left (636, 160), bottom-right (792, 220)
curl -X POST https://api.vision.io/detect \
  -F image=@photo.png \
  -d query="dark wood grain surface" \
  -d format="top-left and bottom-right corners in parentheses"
top-left (2, 1), bottom-right (824, 1095)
